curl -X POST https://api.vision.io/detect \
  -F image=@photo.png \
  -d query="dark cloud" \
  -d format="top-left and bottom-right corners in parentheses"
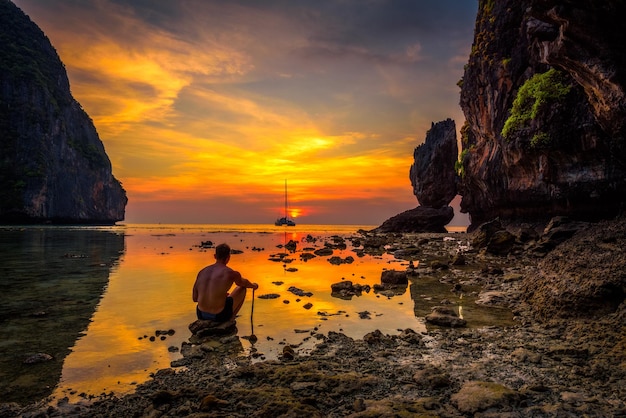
top-left (235, 0), bottom-right (478, 53)
top-left (108, 0), bottom-right (185, 26)
top-left (17, 0), bottom-right (477, 66)
top-left (293, 41), bottom-right (418, 66)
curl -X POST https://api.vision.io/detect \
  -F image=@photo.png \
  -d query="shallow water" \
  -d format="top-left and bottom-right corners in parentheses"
top-left (0, 223), bottom-right (512, 405)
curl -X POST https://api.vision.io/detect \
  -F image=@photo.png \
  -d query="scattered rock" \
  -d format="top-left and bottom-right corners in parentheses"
top-left (23, 353), bottom-right (53, 364)
top-left (475, 291), bottom-right (507, 306)
top-left (299, 253), bottom-right (316, 261)
top-left (472, 219), bottom-right (517, 255)
top-left (188, 319), bottom-right (237, 337)
top-left (380, 270), bottom-right (408, 285)
top-left (471, 218), bottom-right (500, 247)
top-left (353, 398), bottom-right (366, 412)
top-left (362, 236), bottom-right (390, 249)
top-left (530, 216), bottom-right (587, 256)
top-left (282, 345), bottom-right (296, 360)
top-left (430, 260), bottom-right (449, 270)
top-left (288, 286), bottom-right (313, 297)
top-left (313, 248), bottom-right (333, 256)
top-left (486, 230), bottom-right (516, 255)
top-left (412, 366), bottom-right (451, 389)
top-left (330, 281), bottom-right (371, 299)
top-left (451, 252), bottom-right (466, 265)
top-left (451, 381), bottom-right (519, 414)
top-left (363, 329), bottom-right (385, 344)
top-left (511, 347), bottom-right (542, 364)
top-left (151, 389), bottom-right (177, 407)
top-left (330, 281), bottom-right (354, 292)
top-left (357, 311), bottom-right (371, 319)
top-left (199, 394), bottom-right (229, 411)
top-left (328, 255), bottom-right (354, 265)
top-left (198, 240), bottom-right (213, 249)
top-left (425, 306), bottom-right (467, 327)
top-left (258, 293), bottom-right (280, 299)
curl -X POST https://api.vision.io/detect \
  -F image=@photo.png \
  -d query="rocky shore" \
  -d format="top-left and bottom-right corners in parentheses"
top-left (4, 217), bottom-right (626, 417)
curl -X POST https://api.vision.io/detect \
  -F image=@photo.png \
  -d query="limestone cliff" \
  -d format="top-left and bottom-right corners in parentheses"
top-left (409, 118), bottom-right (458, 209)
top-left (374, 119), bottom-right (456, 233)
top-left (0, 0), bottom-right (127, 224)
top-left (458, 0), bottom-right (626, 228)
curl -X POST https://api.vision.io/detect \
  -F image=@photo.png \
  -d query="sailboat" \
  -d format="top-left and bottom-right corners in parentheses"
top-left (274, 180), bottom-right (296, 226)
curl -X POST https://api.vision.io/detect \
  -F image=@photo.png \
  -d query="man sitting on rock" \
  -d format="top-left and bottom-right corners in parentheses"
top-left (193, 243), bottom-right (258, 322)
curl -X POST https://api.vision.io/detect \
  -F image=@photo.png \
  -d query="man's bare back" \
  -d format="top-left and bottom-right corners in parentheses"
top-left (192, 243), bottom-right (258, 322)
top-left (194, 263), bottom-right (239, 313)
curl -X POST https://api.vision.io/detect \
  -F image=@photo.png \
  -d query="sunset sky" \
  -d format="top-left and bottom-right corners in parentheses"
top-left (13, 0), bottom-right (477, 225)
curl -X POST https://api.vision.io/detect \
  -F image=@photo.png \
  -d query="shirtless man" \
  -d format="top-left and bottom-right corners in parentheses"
top-left (193, 243), bottom-right (258, 322)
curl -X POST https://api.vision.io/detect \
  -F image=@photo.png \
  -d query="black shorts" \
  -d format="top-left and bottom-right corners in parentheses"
top-left (196, 296), bottom-right (234, 322)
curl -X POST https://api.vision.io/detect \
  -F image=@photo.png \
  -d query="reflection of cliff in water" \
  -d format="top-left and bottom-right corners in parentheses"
top-left (0, 227), bottom-right (125, 405)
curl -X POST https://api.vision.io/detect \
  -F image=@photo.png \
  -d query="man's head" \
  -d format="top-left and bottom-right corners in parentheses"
top-left (215, 243), bottom-right (231, 262)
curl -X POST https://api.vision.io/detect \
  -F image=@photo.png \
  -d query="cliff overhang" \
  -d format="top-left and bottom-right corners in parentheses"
top-left (457, 0), bottom-right (626, 229)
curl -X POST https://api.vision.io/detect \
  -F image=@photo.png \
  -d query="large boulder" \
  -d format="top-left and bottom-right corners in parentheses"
top-left (409, 118), bottom-right (458, 208)
top-left (521, 217), bottom-right (626, 320)
top-left (471, 218), bottom-right (517, 255)
top-left (373, 206), bottom-right (454, 233)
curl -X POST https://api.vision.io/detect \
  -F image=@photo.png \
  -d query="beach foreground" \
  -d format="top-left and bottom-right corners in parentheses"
top-left (5, 217), bottom-right (626, 417)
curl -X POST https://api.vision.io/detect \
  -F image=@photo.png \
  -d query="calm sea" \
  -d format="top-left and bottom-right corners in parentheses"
top-left (1, 223), bottom-right (492, 406)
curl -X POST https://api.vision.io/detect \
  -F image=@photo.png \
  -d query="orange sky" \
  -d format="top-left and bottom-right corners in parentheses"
top-left (13, 0), bottom-right (477, 225)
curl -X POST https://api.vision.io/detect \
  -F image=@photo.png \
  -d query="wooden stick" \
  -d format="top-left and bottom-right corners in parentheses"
top-left (250, 287), bottom-right (255, 337)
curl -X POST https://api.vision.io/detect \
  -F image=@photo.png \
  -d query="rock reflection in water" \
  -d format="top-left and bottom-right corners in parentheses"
top-left (0, 227), bottom-right (124, 405)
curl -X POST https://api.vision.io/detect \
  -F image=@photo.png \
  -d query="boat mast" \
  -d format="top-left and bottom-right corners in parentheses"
top-left (284, 179), bottom-right (288, 219)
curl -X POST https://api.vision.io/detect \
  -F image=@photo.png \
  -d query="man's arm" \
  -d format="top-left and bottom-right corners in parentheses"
top-left (192, 277), bottom-right (199, 302)
top-left (232, 270), bottom-right (259, 289)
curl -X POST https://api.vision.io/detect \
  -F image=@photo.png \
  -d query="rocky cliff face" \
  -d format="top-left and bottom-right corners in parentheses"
top-left (458, 0), bottom-right (626, 228)
top-left (0, 0), bottom-right (127, 224)
top-left (410, 118), bottom-right (458, 209)
top-left (374, 119), bottom-right (456, 233)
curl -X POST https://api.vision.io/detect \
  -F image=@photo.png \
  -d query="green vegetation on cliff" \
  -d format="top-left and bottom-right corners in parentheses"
top-left (455, 149), bottom-right (470, 178)
top-left (501, 68), bottom-right (571, 144)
